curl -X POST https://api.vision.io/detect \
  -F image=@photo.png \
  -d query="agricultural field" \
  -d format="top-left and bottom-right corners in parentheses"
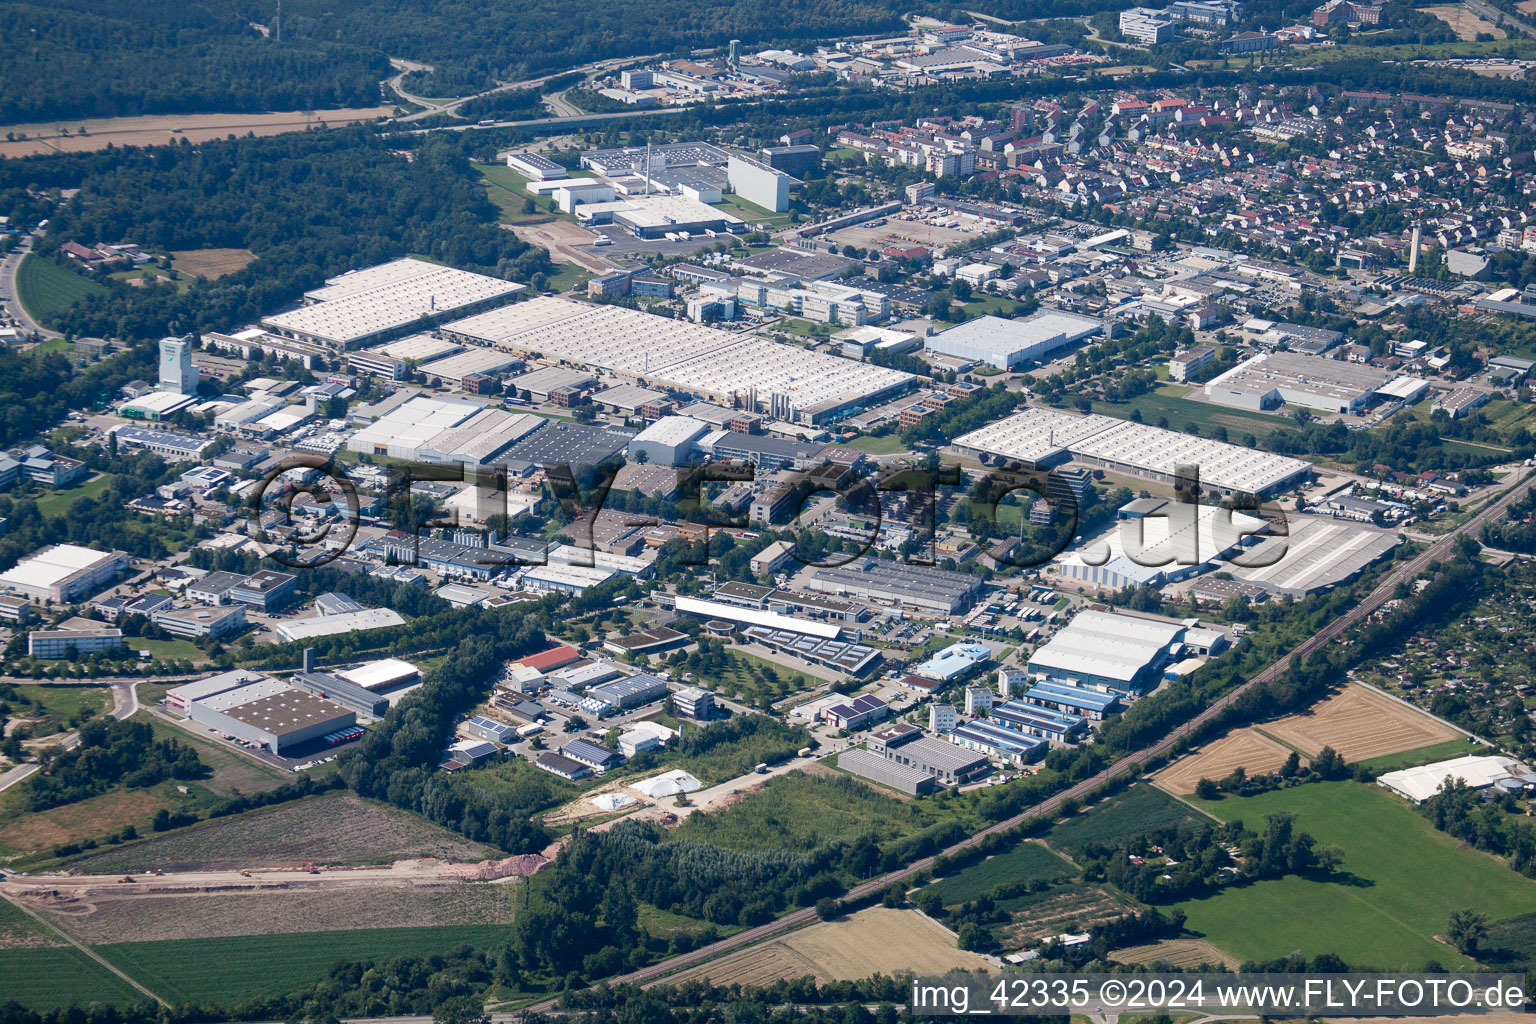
top-left (1111, 938), bottom-right (1238, 969)
top-left (0, 786), bottom-right (176, 865)
top-left (1155, 729), bottom-right (1298, 795)
top-left (15, 254), bottom-right (107, 321)
top-left (994, 882), bottom-right (1143, 947)
top-left (1418, 5), bottom-right (1506, 40)
top-left (675, 907), bottom-right (986, 987)
top-left (62, 790), bottom-right (500, 873)
top-left (96, 924), bottom-right (513, 1005)
top-left (169, 248), bottom-right (257, 279)
top-left (1263, 685), bottom-right (1460, 763)
top-left (1179, 782), bottom-right (1536, 968)
top-left (926, 840), bottom-right (1077, 906)
top-left (0, 944), bottom-right (147, 1010)
top-left (669, 772), bottom-right (946, 851)
top-left (0, 895), bottom-right (58, 949)
top-left (32, 883), bottom-right (515, 944)
top-left (1044, 784), bottom-right (1204, 858)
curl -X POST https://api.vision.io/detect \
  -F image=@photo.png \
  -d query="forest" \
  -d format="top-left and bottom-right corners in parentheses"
top-left (22, 718), bottom-right (206, 812)
top-left (0, 2), bottom-right (387, 125)
top-left (9, 129), bottom-right (548, 342)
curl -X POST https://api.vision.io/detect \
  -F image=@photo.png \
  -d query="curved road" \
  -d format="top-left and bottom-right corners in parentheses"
top-left (0, 233), bottom-right (62, 340)
top-left (522, 468), bottom-right (1534, 1012)
top-left (0, 682), bottom-right (137, 794)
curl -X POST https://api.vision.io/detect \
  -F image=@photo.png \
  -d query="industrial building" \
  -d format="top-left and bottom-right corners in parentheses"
top-left (627, 416), bottom-right (711, 467)
top-left (1205, 352), bottom-right (1392, 414)
top-left (575, 195), bottom-right (745, 238)
top-left (1027, 609), bottom-right (1185, 694)
top-left (291, 670), bottom-right (392, 717)
top-left (912, 642), bottom-right (993, 681)
top-left (1056, 498), bottom-right (1270, 591)
top-left (0, 545), bottom-right (130, 603)
top-left (989, 699), bottom-right (1087, 745)
top-left (184, 681), bottom-right (356, 754)
top-left (261, 258), bottom-right (525, 350)
top-left (443, 297), bottom-right (914, 425)
top-left (1022, 679), bottom-right (1121, 720)
top-left (274, 608), bottom-right (407, 642)
top-left (108, 425), bottom-right (215, 460)
top-left (727, 153), bottom-right (801, 213)
top-left (588, 673), bottom-right (669, 709)
top-left (950, 719), bottom-right (1045, 765)
top-left (804, 557), bottom-right (984, 615)
top-left (838, 746), bottom-right (939, 795)
top-left (1225, 514), bottom-right (1400, 596)
top-left (739, 625), bottom-right (883, 676)
top-left (346, 334), bottom-right (464, 379)
top-left (1378, 755), bottom-right (1532, 803)
top-left (159, 336), bottom-right (196, 394)
top-left (867, 728), bottom-right (991, 786)
top-left (924, 311), bottom-right (1104, 370)
top-left (955, 408), bottom-right (1312, 495)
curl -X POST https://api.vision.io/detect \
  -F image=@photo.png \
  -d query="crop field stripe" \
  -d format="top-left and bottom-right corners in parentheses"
top-left (0, 894), bottom-right (167, 1006)
top-left (15, 253), bottom-right (108, 322)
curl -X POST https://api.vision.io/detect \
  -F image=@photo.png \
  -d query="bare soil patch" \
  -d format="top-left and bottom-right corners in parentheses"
top-left (1156, 729), bottom-right (1297, 795)
top-left (1111, 937), bottom-right (1238, 969)
top-left (1418, 5), bottom-right (1506, 38)
top-left (1264, 685), bottom-right (1458, 763)
top-left (0, 107), bottom-right (393, 159)
top-left (170, 249), bottom-right (257, 280)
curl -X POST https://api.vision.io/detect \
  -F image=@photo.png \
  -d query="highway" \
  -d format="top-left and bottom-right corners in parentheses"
top-left (521, 467), bottom-right (1534, 1013)
top-left (1462, 0), bottom-right (1536, 39)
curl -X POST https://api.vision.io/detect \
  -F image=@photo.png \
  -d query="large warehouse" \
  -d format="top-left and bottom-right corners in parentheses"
top-left (180, 675), bottom-right (356, 754)
top-left (347, 395), bottom-right (545, 467)
top-left (261, 258), bottom-right (525, 350)
top-left (1225, 514), bottom-right (1400, 596)
top-left (1027, 609), bottom-right (1185, 694)
top-left (924, 311), bottom-right (1105, 370)
top-left (1056, 498), bottom-right (1271, 590)
top-left (443, 297), bottom-right (914, 425)
top-left (1205, 352), bottom-right (1392, 414)
top-left (955, 407), bottom-right (1312, 496)
top-left (804, 557), bottom-right (984, 615)
top-left (0, 545), bottom-right (130, 603)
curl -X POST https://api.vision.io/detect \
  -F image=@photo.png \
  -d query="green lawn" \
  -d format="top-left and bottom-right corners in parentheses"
top-left (31, 472), bottom-right (117, 517)
top-left (1090, 384), bottom-right (1286, 443)
top-left (844, 433), bottom-right (908, 455)
top-left (12, 684), bottom-right (113, 734)
top-left (715, 193), bottom-right (792, 227)
top-left (16, 254), bottom-right (108, 322)
top-left (96, 925), bottom-right (513, 1005)
top-left (927, 840), bottom-right (1077, 906)
top-left (130, 637), bottom-right (208, 663)
top-left (543, 262), bottom-right (592, 294)
top-left (1178, 781), bottom-right (1536, 968)
top-left (1356, 738), bottom-right (1476, 774)
top-left (0, 945), bottom-right (148, 1009)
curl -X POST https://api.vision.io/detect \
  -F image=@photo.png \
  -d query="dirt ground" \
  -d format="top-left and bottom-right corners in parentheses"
top-left (30, 883), bottom-right (514, 944)
top-left (671, 907), bottom-right (988, 986)
top-left (506, 221), bottom-right (612, 273)
top-left (1156, 729), bottom-right (1297, 795)
top-left (0, 107), bottom-right (393, 159)
top-left (1111, 938), bottom-right (1238, 969)
top-left (1518, 0), bottom-right (1536, 12)
top-left (1264, 685), bottom-right (1458, 762)
top-left (1418, 4), bottom-right (1506, 38)
top-left (170, 249), bottom-right (257, 280)
top-left (997, 884), bottom-right (1141, 946)
top-left (826, 218), bottom-right (976, 253)
top-left (1, 788), bottom-right (167, 853)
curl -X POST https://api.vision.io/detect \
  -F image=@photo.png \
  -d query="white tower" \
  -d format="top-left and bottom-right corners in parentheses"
top-left (159, 336), bottom-right (194, 395)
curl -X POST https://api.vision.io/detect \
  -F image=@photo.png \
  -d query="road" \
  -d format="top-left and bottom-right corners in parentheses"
top-left (522, 468), bottom-right (1535, 1012)
top-left (0, 231), bottom-right (62, 340)
top-left (0, 683), bottom-right (136, 794)
top-left (391, 56), bottom-right (649, 125)
top-left (1463, 0), bottom-right (1536, 39)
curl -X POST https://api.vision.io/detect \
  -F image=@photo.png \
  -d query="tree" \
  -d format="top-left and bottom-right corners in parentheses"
top-left (1194, 777), bottom-right (1220, 800)
top-left (1448, 908), bottom-right (1488, 956)
top-left (815, 897), bottom-right (842, 920)
top-left (432, 995), bottom-right (488, 1024)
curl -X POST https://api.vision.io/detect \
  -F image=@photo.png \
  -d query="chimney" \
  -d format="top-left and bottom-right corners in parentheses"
top-left (302, 647), bottom-right (315, 673)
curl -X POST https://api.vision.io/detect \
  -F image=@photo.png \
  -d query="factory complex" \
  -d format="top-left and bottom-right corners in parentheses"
top-left (443, 296), bottom-right (914, 424)
top-left (955, 407), bottom-right (1312, 495)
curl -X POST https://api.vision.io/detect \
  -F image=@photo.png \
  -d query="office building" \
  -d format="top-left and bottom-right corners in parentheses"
top-left (672, 686), bottom-right (715, 719)
top-left (152, 604), bottom-right (248, 639)
top-left (728, 153), bottom-right (800, 213)
top-left (159, 336), bottom-right (195, 394)
top-left (1120, 7), bottom-right (1175, 43)
top-left (28, 626), bottom-right (126, 659)
top-left (1170, 345), bottom-right (1215, 382)
top-left (226, 569), bottom-right (298, 611)
top-left (929, 703), bottom-right (958, 733)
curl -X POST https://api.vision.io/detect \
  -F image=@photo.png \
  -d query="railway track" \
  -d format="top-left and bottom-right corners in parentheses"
top-left (522, 469), bottom-right (1533, 1012)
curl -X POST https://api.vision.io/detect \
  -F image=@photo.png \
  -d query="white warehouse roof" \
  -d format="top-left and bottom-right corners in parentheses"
top-left (0, 545), bottom-right (120, 593)
top-left (1029, 609), bottom-right (1183, 687)
top-left (673, 595), bottom-right (842, 639)
top-left (1377, 754), bottom-right (1517, 803)
top-left (925, 311), bottom-right (1103, 369)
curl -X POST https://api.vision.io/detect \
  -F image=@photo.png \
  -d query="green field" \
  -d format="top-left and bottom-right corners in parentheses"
top-left (9, 684), bottom-right (112, 735)
top-left (1045, 784), bottom-right (1205, 859)
top-left (844, 433), bottom-right (908, 455)
top-left (670, 771), bottom-right (945, 851)
top-left (1090, 384), bottom-right (1286, 444)
top-left (927, 840), bottom-right (1077, 906)
top-left (96, 925), bottom-right (512, 1004)
top-left (31, 472), bottom-right (117, 517)
top-left (0, 945), bottom-right (149, 1009)
top-left (1178, 781), bottom-right (1536, 968)
top-left (15, 254), bottom-right (108, 322)
top-left (1356, 738), bottom-right (1475, 774)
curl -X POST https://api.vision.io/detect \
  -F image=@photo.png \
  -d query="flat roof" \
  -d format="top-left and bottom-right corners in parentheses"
top-left (1207, 352), bottom-right (1391, 404)
top-left (372, 333), bottom-right (463, 363)
top-left (1028, 609), bottom-right (1183, 685)
top-left (419, 347), bottom-right (522, 382)
top-left (274, 608), bottom-right (406, 641)
top-left (264, 258), bottom-right (524, 346)
top-left (336, 657), bottom-right (419, 690)
top-left (0, 545), bottom-right (122, 592)
top-left (222, 688), bottom-right (354, 737)
top-left (1229, 516), bottom-right (1400, 595)
top-left (676, 595), bottom-right (842, 639)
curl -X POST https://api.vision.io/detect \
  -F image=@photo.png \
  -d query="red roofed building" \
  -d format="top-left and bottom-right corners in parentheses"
top-left (516, 645), bottom-right (582, 673)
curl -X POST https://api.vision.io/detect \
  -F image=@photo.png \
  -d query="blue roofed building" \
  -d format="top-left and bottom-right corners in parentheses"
top-left (951, 719), bottom-right (1045, 766)
top-left (912, 642), bottom-right (993, 683)
top-left (990, 699), bottom-right (1087, 745)
top-left (1022, 680), bottom-right (1122, 721)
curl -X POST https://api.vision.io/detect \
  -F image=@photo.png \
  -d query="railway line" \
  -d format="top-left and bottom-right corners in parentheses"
top-left (522, 468), bottom-right (1534, 1012)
